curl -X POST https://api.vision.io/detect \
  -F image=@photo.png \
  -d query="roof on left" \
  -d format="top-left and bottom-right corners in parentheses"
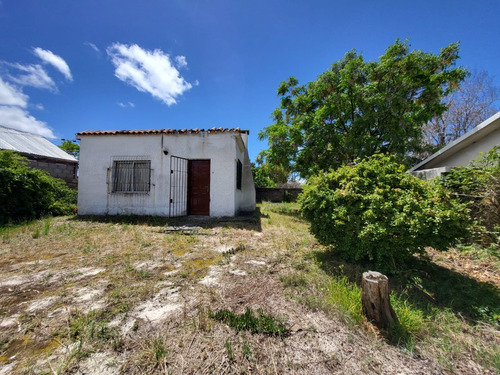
top-left (0, 126), bottom-right (78, 162)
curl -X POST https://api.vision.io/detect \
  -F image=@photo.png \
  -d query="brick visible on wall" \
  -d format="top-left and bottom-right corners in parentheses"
top-left (255, 188), bottom-right (302, 203)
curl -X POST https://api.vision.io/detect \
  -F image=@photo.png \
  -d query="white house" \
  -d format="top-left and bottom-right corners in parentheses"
top-left (76, 127), bottom-right (256, 217)
top-left (410, 111), bottom-right (500, 179)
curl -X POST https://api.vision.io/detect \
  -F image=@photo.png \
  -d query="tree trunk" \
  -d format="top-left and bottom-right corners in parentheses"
top-left (361, 271), bottom-right (398, 329)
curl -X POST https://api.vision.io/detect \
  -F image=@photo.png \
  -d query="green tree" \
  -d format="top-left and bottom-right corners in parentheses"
top-left (59, 140), bottom-right (80, 159)
top-left (259, 40), bottom-right (467, 179)
top-left (251, 163), bottom-right (276, 188)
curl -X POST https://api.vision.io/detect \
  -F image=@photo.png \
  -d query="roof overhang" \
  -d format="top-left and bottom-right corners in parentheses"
top-left (410, 111), bottom-right (500, 172)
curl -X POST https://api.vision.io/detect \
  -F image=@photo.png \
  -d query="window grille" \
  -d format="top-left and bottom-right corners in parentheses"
top-left (112, 160), bottom-right (151, 193)
top-left (236, 159), bottom-right (242, 190)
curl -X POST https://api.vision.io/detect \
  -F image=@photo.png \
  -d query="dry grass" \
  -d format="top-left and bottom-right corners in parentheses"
top-left (0, 204), bottom-right (498, 374)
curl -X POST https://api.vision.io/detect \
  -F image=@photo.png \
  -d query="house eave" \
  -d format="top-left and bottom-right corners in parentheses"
top-left (410, 111), bottom-right (500, 172)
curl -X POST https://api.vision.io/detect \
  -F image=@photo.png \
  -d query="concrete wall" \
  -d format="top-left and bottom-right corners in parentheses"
top-left (256, 188), bottom-right (302, 203)
top-left (412, 127), bottom-right (500, 179)
top-left (78, 132), bottom-right (256, 217)
top-left (234, 133), bottom-right (256, 214)
top-left (27, 157), bottom-right (78, 189)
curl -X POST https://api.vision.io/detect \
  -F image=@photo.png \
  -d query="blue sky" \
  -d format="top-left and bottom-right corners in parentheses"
top-left (1, 0), bottom-right (499, 161)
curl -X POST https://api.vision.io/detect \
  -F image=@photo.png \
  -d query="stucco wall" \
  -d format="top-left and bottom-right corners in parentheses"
top-left (422, 128), bottom-right (500, 169)
top-left (78, 132), bottom-right (255, 217)
top-left (234, 133), bottom-right (256, 214)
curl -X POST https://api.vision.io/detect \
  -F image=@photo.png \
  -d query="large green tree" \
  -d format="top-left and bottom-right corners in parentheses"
top-left (258, 40), bottom-right (468, 179)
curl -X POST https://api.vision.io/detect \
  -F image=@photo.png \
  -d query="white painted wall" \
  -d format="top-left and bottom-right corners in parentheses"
top-left (425, 128), bottom-right (500, 169)
top-left (234, 133), bottom-right (256, 213)
top-left (77, 132), bottom-right (256, 217)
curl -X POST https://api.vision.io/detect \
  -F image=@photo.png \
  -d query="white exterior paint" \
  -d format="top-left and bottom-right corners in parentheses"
top-left (410, 111), bottom-right (500, 178)
top-left (77, 131), bottom-right (255, 217)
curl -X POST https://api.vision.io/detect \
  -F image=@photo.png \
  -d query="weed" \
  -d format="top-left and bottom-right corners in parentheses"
top-left (141, 241), bottom-right (152, 248)
top-left (242, 341), bottom-right (252, 359)
top-left (225, 339), bottom-right (234, 360)
top-left (43, 219), bottom-right (50, 235)
top-left (210, 307), bottom-right (289, 337)
top-left (32, 228), bottom-right (40, 239)
top-left (152, 337), bottom-right (167, 364)
top-left (136, 269), bottom-right (151, 279)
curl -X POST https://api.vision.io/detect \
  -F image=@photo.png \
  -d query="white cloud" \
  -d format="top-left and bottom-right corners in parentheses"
top-left (117, 101), bottom-right (135, 108)
top-left (0, 78), bottom-right (28, 107)
top-left (0, 106), bottom-right (54, 138)
top-left (0, 77), bottom-right (55, 138)
top-left (34, 103), bottom-right (44, 110)
top-left (175, 56), bottom-right (188, 69)
top-left (107, 43), bottom-right (193, 106)
top-left (8, 63), bottom-right (57, 91)
top-left (33, 47), bottom-right (73, 81)
top-left (84, 42), bottom-right (100, 52)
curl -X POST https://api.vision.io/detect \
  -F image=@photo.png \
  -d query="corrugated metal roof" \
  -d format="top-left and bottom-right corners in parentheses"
top-left (0, 126), bottom-right (78, 163)
top-left (76, 127), bottom-right (249, 136)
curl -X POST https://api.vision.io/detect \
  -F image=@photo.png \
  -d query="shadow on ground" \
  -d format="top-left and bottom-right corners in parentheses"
top-left (74, 207), bottom-right (263, 232)
top-left (314, 248), bottom-right (500, 327)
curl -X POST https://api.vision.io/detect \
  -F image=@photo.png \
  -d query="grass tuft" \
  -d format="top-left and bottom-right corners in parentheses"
top-left (210, 307), bottom-right (289, 337)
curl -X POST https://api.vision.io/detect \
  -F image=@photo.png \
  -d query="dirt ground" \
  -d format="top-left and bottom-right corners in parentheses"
top-left (0, 209), bottom-right (498, 374)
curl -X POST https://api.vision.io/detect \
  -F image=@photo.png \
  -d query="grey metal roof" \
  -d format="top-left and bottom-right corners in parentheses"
top-left (410, 111), bottom-right (500, 172)
top-left (0, 126), bottom-right (78, 163)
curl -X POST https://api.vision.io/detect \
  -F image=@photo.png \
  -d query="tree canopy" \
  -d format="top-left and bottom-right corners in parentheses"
top-left (59, 140), bottom-right (80, 159)
top-left (258, 40), bottom-right (468, 179)
top-left (423, 69), bottom-right (499, 151)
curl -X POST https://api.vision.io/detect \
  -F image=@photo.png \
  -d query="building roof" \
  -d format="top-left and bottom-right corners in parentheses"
top-left (0, 126), bottom-right (78, 163)
top-left (76, 127), bottom-right (249, 137)
top-left (410, 111), bottom-right (500, 172)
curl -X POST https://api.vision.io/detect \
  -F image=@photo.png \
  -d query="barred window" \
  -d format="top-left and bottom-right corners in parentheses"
top-left (112, 160), bottom-right (151, 193)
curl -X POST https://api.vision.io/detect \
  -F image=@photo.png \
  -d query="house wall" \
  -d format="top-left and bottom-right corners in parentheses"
top-left (234, 133), bottom-right (256, 214)
top-left (78, 132), bottom-right (255, 217)
top-left (420, 128), bottom-right (500, 170)
top-left (27, 157), bottom-right (78, 189)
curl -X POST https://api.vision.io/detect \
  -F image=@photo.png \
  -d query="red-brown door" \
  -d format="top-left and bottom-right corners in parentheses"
top-left (188, 160), bottom-right (210, 215)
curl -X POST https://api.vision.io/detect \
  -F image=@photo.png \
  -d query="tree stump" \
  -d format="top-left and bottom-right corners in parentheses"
top-left (361, 271), bottom-right (398, 329)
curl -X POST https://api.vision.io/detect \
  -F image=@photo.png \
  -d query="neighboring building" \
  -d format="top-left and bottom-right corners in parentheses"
top-left (0, 125), bottom-right (78, 188)
top-left (410, 111), bottom-right (500, 179)
top-left (76, 127), bottom-right (256, 217)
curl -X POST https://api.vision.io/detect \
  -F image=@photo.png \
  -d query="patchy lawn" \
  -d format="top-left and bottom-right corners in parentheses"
top-left (0, 203), bottom-right (498, 374)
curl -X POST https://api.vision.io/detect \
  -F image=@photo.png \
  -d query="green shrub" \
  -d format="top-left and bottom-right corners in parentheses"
top-left (0, 150), bottom-right (77, 225)
top-left (299, 154), bottom-right (470, 271)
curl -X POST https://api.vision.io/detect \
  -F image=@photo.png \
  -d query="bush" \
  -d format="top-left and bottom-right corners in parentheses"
top-left (299, 154), bottom-right (470, 271)
top-left (439, 147), bottom-right (500, 246)
top-left (0, 150), bottom-right (77, 225)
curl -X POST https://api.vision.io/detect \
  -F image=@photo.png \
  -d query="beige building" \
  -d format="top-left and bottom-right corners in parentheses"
top-left (410, 111), bottom-right (500, 179)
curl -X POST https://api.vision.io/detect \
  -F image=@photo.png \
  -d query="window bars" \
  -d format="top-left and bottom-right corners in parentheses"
top-left (112, 160), bottom-right (151, 193)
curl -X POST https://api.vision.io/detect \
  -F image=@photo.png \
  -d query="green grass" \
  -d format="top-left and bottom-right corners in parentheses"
top-left (210, 308), bottom-right (289, 337)
top-left (272, 203), bottom-right (499, 371)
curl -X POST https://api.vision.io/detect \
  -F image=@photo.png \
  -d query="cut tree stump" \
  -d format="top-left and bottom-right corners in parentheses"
top-left (361, 271), bottom-right (398, 329)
